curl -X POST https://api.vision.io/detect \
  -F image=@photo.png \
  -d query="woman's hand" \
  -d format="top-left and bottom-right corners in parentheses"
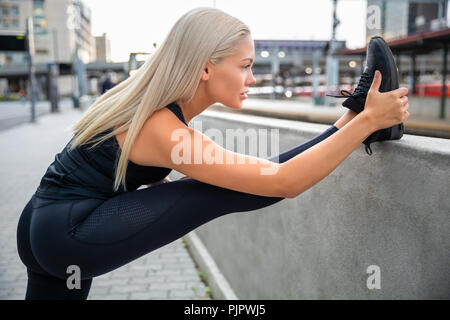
top-left (362, 70), bottom-right (410, 132)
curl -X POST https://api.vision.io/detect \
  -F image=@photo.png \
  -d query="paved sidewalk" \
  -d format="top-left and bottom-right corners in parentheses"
top-left (0, 100), bottom-right (211, 300)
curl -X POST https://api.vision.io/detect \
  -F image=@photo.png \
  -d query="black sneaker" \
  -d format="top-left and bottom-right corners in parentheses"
top-left (327, 36), bottom-right (404, 155)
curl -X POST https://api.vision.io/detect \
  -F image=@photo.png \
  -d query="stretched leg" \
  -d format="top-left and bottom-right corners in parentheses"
top-left (31, 124), bottom-right (337, 271)
top-left (22, 123), bottom-right (340, 297)
top-left (269, 125), bottom-right (338, 163)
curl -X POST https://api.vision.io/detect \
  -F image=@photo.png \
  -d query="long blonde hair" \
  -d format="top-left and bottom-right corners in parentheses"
top-left (68, 7), bottom-right (251, 192)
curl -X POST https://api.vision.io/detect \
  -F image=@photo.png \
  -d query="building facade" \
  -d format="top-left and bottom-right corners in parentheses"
top-left (366, 0), bottom-right (449, 42)
top-left (0, 0), bottom-right (95, 65)
top-left (95, 32), bottom-right (111, 63)
top-left (0, 0), bottom-right (97, 96)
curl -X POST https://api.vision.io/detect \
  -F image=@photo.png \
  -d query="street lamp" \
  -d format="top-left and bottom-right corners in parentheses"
top-left (261, 50), bottom-right (269, 58)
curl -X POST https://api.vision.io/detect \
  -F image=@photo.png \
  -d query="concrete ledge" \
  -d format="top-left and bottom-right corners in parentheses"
top-left (186, 109), bottom-right (450, 299)
top-left (183, 231), bottom-right (239, 300)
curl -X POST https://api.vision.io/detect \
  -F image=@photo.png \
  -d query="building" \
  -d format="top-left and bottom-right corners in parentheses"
top-left (248, 39), bottom-right (368, 99)
top-left (366, 0), bottom-right (449, 42)
top-left (341, 0), bottom-right (450, 118)
top-left (0, 0), bottom-right (95, 64)
top-left (0, 0), bottom-right (33, 65)
top-left (0, 0), bottom-right (96, 96)
top-left (95, 32), bottom-right (111, 62)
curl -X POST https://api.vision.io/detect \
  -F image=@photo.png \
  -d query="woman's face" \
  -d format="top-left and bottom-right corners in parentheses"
top-left (204, 35), bottom-right (256, 109)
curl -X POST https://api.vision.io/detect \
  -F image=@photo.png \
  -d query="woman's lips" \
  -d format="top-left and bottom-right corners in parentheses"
top-left (240, 92), bottom-right (248, 99)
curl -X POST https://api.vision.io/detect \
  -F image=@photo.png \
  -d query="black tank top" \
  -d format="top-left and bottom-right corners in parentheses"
top-left (34, 102), bottom-right (187, 200)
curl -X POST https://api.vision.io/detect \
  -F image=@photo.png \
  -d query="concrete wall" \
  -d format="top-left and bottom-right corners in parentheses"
top-left (176, 109), bottom-right (450, 299)
top-left (409, 96), bottom-right (450, 120)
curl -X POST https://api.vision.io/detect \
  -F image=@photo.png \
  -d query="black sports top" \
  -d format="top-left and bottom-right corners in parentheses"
top-left (34, 102), bottom-right (187, 200)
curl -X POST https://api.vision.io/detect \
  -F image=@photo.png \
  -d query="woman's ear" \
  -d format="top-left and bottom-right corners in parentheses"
top-left (201, 61), bottom-right (213, 81)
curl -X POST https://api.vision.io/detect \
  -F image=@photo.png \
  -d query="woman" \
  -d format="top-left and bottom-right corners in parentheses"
top-left (16, 7), bottom-right (409, 300)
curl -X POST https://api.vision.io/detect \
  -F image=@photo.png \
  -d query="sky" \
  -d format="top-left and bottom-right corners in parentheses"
top-left (83, 0), bottom-right (368, 62)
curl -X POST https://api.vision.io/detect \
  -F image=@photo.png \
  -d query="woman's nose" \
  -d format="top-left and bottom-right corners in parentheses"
top-left (247, 72), bottom-right (256, 86)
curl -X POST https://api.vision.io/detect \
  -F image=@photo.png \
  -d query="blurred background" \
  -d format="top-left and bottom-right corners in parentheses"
top-left (0, 0), bottom-right (449, 137)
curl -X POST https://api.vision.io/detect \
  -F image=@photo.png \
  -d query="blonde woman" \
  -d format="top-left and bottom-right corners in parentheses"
top-left (16, 7), bottom-right (409, 300)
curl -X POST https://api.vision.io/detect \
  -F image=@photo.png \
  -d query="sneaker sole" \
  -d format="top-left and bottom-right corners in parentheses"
top-left (371, 36), bottom-right (399, 92)
top-left (372, 37), bottom-right (404, 141)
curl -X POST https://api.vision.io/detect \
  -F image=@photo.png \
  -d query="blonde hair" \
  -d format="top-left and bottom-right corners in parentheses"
top-left (67, 7), bottom-right (251, 192)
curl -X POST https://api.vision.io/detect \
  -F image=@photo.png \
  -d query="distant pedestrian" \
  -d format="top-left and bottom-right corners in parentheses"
top-left (100, 74), bottom-right (115, 94)
top-left (19, 89), bottom-right (26, 103)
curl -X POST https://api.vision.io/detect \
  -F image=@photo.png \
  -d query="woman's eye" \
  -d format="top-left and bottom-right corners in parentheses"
top-left (242, 64), bottom-right (251, 70)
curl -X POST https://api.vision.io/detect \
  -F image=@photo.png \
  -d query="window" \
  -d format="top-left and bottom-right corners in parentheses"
top-left (2, 18), bottom-right (10, 28)
top-left (1, 5), bottom-right (9, 16)
top-left (11, 5), bottom-right (19, 15)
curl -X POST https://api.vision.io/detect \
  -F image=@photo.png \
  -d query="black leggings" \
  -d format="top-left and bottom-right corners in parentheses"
top-left (16, 125), bottom-right (338, 299)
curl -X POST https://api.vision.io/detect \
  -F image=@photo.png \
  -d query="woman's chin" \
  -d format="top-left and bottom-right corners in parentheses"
top-left (220, 99), bottom-right (244, 110)
top-left (231, 101), bottom-right (243, 109)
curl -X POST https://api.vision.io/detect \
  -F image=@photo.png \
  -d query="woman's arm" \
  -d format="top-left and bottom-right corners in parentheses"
top-left (140, 72), bottom-right (406, 199)
top-left (333, 109), bottom-right (358, 129)
top-left (280, 111), bottom-right (375, 198)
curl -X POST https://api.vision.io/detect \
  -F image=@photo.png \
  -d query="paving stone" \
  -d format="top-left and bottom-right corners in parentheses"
top-left (129, 275), bottom-right (167, 284)
top-left (93, 278), bottom-right (129, 287)
top-left (149, 282), bottom-right (186, 291)
top-left (168, 289), bottom-right (199, 298)
top-left (110, 284), bottom-right (148, 294)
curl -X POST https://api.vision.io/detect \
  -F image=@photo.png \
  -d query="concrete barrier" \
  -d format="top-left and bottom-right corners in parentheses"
top-left (408, 96), bottom-right (450, 120)
top-left (177, 109), bottom-right (450, 300)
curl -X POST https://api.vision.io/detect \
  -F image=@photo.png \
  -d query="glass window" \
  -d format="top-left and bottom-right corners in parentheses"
top-left (11, 5), bottom-right (19, 15)
top-left (3, 17), bottom-right (10, 28)
top-left (33, 0), bottom-right (45, 18)
top-left (2, 5), bottom-right (9, 15)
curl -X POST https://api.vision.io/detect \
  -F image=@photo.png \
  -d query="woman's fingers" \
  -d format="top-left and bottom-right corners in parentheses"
top-left (403, 110), bottom-right (410, 122)
top-left (403, 102), bottom-right (410, 112)
top-left (399, 95), bottom-right (408, 106)
top-left (392, 86), bottom-right (409, 97)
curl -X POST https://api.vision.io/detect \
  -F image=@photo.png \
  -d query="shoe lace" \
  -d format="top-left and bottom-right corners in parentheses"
top-left (326, 71), bottom-right (373, 98)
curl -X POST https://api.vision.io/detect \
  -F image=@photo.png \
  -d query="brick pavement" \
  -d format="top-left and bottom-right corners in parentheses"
top-left (0, 99), bottom-right (211, 300)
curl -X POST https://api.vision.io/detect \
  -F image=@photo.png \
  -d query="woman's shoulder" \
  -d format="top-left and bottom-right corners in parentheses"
top-left (124, 107), bottom-right (189, 167)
